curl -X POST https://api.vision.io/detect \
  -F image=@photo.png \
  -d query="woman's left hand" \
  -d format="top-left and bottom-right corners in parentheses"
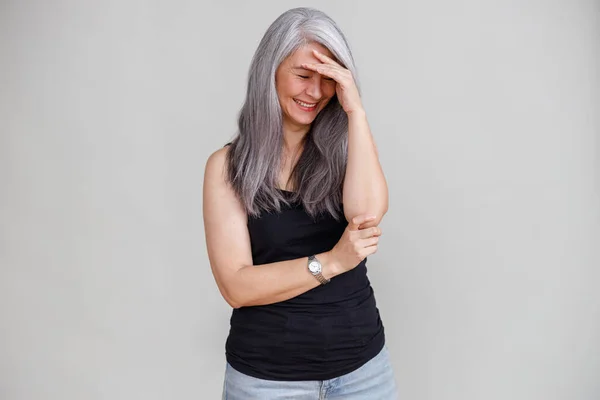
top-left (302, 49), bottom-right (364, 116)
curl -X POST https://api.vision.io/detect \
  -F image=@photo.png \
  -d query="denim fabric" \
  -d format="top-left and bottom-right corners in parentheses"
top-left (222, 345), bottom-right (398, 399)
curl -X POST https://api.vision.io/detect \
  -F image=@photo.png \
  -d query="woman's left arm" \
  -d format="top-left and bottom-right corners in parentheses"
top-left (343, 109), bottom-right (388, 226)
top-left (303, 50), bottom-right (388, 226)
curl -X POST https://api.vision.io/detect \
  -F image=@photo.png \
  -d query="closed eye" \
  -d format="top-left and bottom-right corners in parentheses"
top-left (297, 75), bottom-right (310, 79)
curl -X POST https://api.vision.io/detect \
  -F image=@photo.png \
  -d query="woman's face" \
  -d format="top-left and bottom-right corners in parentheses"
top-left (275, 42), bottom-right (337, 132)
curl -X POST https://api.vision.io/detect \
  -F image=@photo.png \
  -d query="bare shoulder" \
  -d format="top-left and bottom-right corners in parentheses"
top-left (204, 146), bottom-right (229, 182)
top-left (203, 145), bottom-right (243, 213)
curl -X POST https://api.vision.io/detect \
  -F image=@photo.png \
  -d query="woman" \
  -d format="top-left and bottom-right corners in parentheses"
top-left (203, 7), bottom-right (397, 399)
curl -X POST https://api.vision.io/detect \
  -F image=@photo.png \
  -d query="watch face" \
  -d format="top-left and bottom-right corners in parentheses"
top-left (308, 261), bottom-right (321, 273)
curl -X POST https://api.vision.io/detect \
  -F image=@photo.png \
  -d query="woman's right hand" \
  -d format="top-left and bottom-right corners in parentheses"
top-left (328, 214), bottom-right (382, 274)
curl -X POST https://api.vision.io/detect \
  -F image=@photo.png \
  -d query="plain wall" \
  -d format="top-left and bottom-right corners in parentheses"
top-left (1, 1), bottom-right (599, 399)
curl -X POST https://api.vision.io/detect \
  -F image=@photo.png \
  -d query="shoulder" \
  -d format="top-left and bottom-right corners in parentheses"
top-left (204, 145), bottom-right (231, 181)
top-left (203, 146), bottom-right (234, 204)
top-left (203, 145), bottom-right (245, 216)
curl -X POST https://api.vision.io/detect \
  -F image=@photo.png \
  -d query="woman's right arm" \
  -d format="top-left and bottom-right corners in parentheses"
top-left (203, 147), bottom-right (380, 308)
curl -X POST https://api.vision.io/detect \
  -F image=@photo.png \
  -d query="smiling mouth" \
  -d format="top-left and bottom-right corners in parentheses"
top-left (294, 98), bottom-right (318, 110)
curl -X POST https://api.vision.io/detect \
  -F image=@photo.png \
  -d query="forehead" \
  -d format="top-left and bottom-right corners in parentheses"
top-left (283, 42), bottom-right (337, 66)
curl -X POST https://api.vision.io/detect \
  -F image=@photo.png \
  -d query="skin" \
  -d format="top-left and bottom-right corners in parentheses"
top-left (203, 41), bottom-right (387, 308)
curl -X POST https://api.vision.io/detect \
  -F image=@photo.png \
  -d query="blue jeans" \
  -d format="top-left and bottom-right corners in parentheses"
top-left (222, 345), bottom-right (398, 399)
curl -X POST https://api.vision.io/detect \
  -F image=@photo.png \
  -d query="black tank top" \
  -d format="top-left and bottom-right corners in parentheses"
top-left (224, 189), bottom-right (385, 381)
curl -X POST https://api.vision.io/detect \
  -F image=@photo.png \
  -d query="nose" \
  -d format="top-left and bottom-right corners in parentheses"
top-left (305, 77), bottom-right (322, 100)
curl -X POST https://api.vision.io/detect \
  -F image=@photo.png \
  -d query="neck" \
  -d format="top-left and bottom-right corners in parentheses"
top-left (282, 120), bottom-right (310, 155)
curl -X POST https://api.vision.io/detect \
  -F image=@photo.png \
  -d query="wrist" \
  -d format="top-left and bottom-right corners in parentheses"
top-left (347, 108), bottom-right (366, 120)
top-left (317, 251), bottom-right (342, 279)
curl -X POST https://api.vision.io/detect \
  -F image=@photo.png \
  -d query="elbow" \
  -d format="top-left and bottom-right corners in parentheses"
top-left (226, 295), bottom-right (258, 309)
top-left (223, 286), bottom-right (262, 309)
top-left (343, 189), bottom-right (389, 226)
top-left (374, 200), bottom-right (389, 223)
top-left (212, 265), bottom-right (267, 309)
top-left (221, 281), bottom-right (258, 309)
top-left (214, 275), bottom-right (245, 309)
top-left (212, 264), bottom-right (254, 309)
top-left (220, 285), bottom-right (245, 309)
top-left (369, 207), bottom-right (388, 227)
top-left (379, 202), bottom-right (389, 224)
top-left (344, 202), bottom-right (389, 227)
top-left (226, 298), bottom-right (242, 309)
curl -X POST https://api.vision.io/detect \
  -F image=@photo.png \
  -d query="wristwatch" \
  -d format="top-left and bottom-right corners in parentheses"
top-left (308, 255), bottom-right (330, 285)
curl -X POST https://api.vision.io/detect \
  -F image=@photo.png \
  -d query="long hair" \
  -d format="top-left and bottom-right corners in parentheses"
top-left (226, 7), bottom-right (359, 220)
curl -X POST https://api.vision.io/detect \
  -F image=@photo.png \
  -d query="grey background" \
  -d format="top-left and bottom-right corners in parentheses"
top-left (1, 0), bottom-right (599, 399)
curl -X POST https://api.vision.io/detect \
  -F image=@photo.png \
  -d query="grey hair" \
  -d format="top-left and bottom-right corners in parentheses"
top-left (226, 7), bottom-right (359, 220)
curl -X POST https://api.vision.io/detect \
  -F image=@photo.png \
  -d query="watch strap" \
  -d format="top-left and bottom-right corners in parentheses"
top-left (314, 272), bottom-right (330, 285)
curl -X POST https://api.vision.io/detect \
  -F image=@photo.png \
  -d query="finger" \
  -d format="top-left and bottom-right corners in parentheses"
top-left (312, 49), bottom-right (342, 67)
top-left (358, 226), bottom-right (381, 239)
top-left (358, 218), bottom-right (379, 230)
top-left (361, 243), bottom-right (378, 258)
top-left (359, 236), bottom-right (380, 248)
top-left (349, 214), bottom-right (377, 231)
top-left (301, 63), bottom-right (346, 82)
